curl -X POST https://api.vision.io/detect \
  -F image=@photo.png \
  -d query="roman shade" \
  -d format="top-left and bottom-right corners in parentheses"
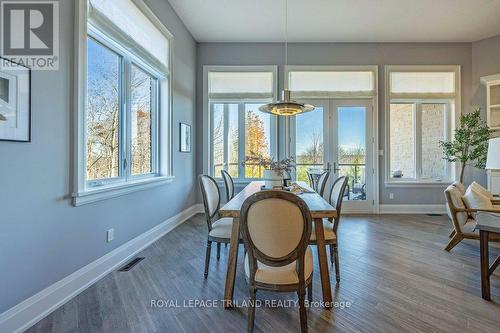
top-left (289, 71), bottom-right (374, 92)
top-left (208, 71), bottom-right (275, 99)
top-left (88, 0), bottom-right (170, 73)
top-left (390, 72), bottom-right (455, 94)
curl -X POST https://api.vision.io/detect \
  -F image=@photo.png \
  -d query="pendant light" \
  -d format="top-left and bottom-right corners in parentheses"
top-left (259, 0), bottom-right (315, 116)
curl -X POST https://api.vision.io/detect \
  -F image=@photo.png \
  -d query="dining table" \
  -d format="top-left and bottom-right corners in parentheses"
top-left (218, 181), bottom-right (337, 308)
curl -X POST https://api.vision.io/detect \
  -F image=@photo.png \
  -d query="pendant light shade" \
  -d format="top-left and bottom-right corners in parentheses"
top-left (259, 90), bottom-right (315, 116)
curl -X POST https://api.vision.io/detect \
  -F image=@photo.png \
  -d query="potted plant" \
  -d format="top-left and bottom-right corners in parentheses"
top-left (439, 108), bottom-right (493, 183)
top-left (243, 154), bottom-right (295, 189)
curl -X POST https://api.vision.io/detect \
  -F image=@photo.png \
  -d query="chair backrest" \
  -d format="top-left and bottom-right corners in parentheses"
top-left (451, 181), bottom-right (466, 195)
top-left (307, 170), bottom-right (316, 190)
top-left (240, 191), bottom-right (312, 283)
top-left (317, 171), bottom-right (330, 197)
top-left (221, 170), bottom-right (234, 202)
top-left (199, 175), bottom-right (221, 229)
top-left (444, 185), bottom-right (469, 233)
top-left (330, 176), bottom-right (349, 233)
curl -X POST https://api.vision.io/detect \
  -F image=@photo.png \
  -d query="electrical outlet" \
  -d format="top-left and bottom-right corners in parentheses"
top-left (107, 228), bottom-right (114, 243)
top-left (389, 193), bottom-right (394, 200)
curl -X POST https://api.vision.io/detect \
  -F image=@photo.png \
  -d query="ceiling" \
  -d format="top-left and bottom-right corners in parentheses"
top-left (168, 0), bottom-right (500, 43)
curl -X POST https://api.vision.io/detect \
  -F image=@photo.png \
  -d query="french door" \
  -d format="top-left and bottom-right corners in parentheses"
top-left (292, 99), bottom-right (375, 213)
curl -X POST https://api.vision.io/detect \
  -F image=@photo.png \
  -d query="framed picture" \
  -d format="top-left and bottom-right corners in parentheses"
top-left (179, 123), bottom-right (191, 153)
top-left (0, 57), bottom-right (31, 142)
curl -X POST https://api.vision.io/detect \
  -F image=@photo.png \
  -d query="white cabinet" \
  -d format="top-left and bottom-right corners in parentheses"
top-left (487, 170), bottom-right (500, 195)
top-left (481, 73), bottom-right (500, 130)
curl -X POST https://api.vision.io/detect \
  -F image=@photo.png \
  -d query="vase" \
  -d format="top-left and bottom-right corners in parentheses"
top-left (263, 169), bottom-right (283, 189)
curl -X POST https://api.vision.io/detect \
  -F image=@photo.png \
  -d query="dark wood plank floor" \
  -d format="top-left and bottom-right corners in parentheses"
top-left (27, 214), bottom-right (500, 333)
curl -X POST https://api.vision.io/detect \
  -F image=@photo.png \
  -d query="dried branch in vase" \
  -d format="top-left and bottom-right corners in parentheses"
top-left (242, 153), bottom-right (296, 177)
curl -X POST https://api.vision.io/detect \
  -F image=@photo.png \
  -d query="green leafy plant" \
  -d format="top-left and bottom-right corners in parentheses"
top-left (439, 109), bottom-right (492, 183)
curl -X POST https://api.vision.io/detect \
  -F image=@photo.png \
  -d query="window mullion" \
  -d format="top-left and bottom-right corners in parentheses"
top-left (123, 57), bottom-right (132, 180)
top-left (238, 103), bottom-right (245, 179)
top-left (223, 104), bottom-right (229, 172)
top-left (415, 103), bottom-right (423, 180)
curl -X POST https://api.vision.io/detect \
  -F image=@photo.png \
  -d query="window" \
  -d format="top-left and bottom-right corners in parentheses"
top-left (386, 66), bottom-right (459, 183)
top-left (206, 67), bottom-right (278, 180)
top-left (293, 107), bottom-right (324, 182)
top-left (74, 0), bottom-right (172, 205)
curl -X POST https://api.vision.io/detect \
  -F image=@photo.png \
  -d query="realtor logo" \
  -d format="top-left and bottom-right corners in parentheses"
top-left (1, 1), bottom-right (59, 70)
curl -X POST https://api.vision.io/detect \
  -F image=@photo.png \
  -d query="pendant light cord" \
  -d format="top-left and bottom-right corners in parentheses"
top-left (285, 0), bottom-right (288, 68)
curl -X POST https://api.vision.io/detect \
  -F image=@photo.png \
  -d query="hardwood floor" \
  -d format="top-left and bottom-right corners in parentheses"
top-left (27, 214), bottom-right (500, 333)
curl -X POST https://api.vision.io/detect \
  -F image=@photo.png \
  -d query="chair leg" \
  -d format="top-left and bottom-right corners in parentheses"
top-left (307, 281), bottom-right (313, 303)
top-left (329, 244), bottom-right (334, 264)
top-left (449, 229), bottom-right (456, 238)
top-left (298, 290), bottom-right (308, 333)
top-left (444, 234), bottom-right (463, 252)
top-left (248, 287), bottom-right (257, 333)
top-left (204, 240), bottom-right (212, 278)
top-left (217, 243), bottom-right (221, 261)
top-left (333, 244), bottom-right (340, 283)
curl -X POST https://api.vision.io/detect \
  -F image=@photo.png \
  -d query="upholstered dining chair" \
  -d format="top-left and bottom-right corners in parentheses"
top-left (309, 176), bottom-right (348, 283)
top-left (240, 190), bottom-right (313, 333)
top-left (199, 175), bottom-right (235, 278)
top-left (444, 184), bottom-right (500, 251)
top-left (221, 170), bottom-right (235, 202)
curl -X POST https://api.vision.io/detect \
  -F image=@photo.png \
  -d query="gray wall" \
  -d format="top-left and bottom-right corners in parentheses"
top-left (0, 0), bottom-right (197, 313)
top-left (471, 35), bottom-right (500, 185)
top-left (196, 42), bottom-right (473, 205)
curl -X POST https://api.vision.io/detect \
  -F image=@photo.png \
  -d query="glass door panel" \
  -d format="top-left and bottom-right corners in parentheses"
top-left (330, 100), bottom-right (373, 212)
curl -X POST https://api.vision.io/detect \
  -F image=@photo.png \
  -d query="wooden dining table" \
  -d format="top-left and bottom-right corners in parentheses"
top-left (219, 181), bottom-right (337, 308)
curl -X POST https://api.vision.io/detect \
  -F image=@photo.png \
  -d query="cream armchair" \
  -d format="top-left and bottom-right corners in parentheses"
top-left (444, 184), bottom-right (500, 251)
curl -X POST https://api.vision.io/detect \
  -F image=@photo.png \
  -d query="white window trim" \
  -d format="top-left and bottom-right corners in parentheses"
top-left (202, 65), bottom-right (278, 178)
top-left (284, 65), bottom-right (380, 213)
top-left (384, 65), bottom-right (461, 187)
top-left (73, 0), bottom-right (174, 206)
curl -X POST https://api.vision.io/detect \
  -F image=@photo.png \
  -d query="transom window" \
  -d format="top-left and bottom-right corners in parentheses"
top-left (206, 67), bottom-right (278, 180)
top-left (386, 66), bottom-right (459, 183)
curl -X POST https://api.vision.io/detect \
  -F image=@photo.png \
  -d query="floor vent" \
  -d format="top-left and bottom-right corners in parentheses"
top-left (427, 213), bottom-right (443, 217)
top-left (118, 257), bottom-right (145, 272)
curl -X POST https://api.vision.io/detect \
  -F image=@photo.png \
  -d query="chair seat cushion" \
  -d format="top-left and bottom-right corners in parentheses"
top-left (208, 218), bottom-right (233, 239)
top-left (244, 246), bottom-right (313, 285)
top-left (310, 219), bottom-right (336, 241)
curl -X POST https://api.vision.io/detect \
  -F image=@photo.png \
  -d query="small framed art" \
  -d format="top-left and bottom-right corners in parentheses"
top-left (179, 123), bottom-right (191, 152)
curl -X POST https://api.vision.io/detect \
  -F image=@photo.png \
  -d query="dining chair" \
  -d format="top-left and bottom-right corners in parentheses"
top-left (221, 170), bottom-right (235, 202)
top-left (309, 176), bottom-right (348, 283)
top-left (316, 171), bottom-right (330, 198)
top-left (240, 190), bottom-right (313, 333)
top-left (199, 175), bottom-right (235, 278)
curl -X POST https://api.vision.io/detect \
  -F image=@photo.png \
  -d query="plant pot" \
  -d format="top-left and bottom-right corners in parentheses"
top-left (263, 169), bottom-right (283, 189)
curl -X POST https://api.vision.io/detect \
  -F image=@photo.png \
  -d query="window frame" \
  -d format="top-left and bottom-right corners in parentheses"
top-left (73, 0), bottom-right (174, 206)
top-left (384, 65), bottom-right (460, 187)
top-left (203, 65), bottom-right (278, 182)
top-left (208, 100), bottom-right (278, 181)
top-left (389, 99), bottom-right (452, 182)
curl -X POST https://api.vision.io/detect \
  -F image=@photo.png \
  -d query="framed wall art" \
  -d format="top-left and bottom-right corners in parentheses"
top-left (0, 57), bottom-right (31, 142)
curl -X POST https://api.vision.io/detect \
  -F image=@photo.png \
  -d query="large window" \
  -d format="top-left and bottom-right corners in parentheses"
top-left (74, 0), bottom-right (172, 205)
top-left (206, 67), bottom-right (277, 180)
top-left (386, 66), bottom-right (459, 183)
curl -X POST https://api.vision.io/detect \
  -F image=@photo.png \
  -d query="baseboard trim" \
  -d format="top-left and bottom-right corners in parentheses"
top-left (0, 204), bottom-right (204, 333)
top-left (379, 204), bottom-right (446, 214)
